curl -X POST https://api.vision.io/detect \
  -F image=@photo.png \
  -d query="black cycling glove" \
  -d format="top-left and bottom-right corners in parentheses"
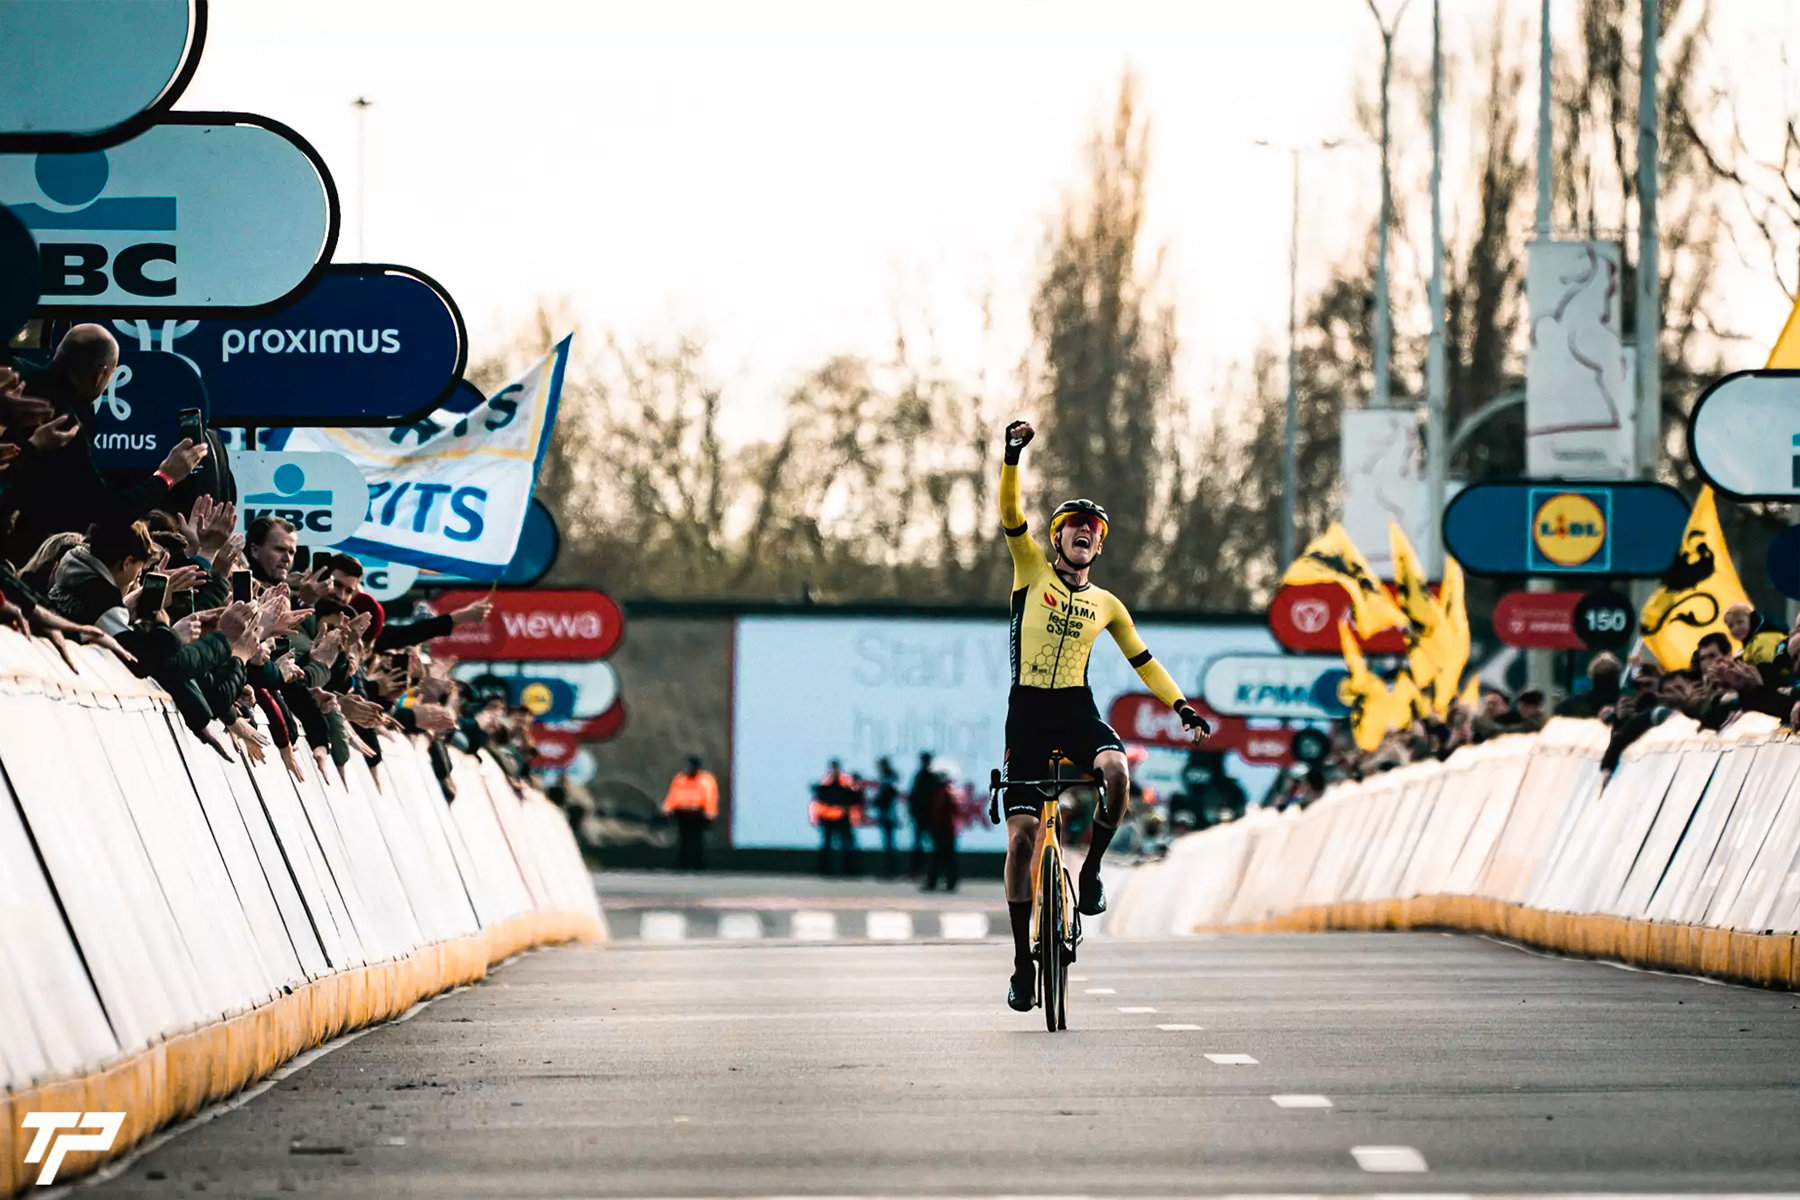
top-left (1003, 420), bottom-right (1034, 464)
top-left (1175, 702), bottom-right (1213, 737)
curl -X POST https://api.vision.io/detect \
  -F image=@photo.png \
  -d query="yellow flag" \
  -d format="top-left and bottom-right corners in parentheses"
top-left (1767, 292), bottom-right (1800, 367)
top-left (1427, 556), bottom-right (1473, 715)
top-left (1385, 523), bottom-right (1470, 717)
top-left (1639, 486), bottom-right (1750, 669)
top-left (1459, 674), bottom-right (1481, 710)
top-left (1337, 620), bottom-right (1413, 752)
top-left (1282, 523), bottom-right (1405, 635)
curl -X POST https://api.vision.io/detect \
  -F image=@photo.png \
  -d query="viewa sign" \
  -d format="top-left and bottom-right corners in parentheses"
top-left (428, 590), bottom-right (624, 661)
top-left (105, 264), bottom-right (467, 426)
top-left (0, 113), bottom-right (338, 315)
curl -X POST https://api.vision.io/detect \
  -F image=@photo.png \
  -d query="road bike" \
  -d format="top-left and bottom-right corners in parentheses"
top-left (989, 753), bottom-right (1098, 1032)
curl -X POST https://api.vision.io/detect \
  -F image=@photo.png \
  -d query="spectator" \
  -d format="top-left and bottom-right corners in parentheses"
top-left (1511, 688), bottom-right (1549, 733)
top-left (870, 756), bottom-right (900, 879)
top-left (1471, 690), bottom-right (1510, 742)
top-left (812, 759), bottom-right (861, 877)
top-left (1556, 653), bottom-right (1624, 718)
top-left (246, 516), bottom-right (299, 586)
top-left (0, 325), bottom-right (208, 563)
top-left (16, 530), bottom-right (83, 596)
top-left (906, 751), bottom-right (937, 877)
top-left (662, 755), bottom-right (719, 870)
top-left (1723, 602), bottom-right (1786, 665)
top-left (46, 519), bottom-right (156, 634)
top-left (920, 768), bottom-right (959, 893)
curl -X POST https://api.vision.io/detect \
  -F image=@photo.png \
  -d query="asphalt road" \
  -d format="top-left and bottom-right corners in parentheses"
top-left (75, 879), bottom-right (1800, 1198)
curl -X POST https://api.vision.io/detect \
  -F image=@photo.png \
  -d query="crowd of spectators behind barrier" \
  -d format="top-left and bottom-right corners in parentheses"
top-left (0, 324), bottom-right (548, 803)
top-left (1270, 601), bottom-right (1800, 810)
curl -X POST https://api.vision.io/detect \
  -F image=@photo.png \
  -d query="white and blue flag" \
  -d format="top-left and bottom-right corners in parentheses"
top-left (275, 335), bottom-right (570, 579)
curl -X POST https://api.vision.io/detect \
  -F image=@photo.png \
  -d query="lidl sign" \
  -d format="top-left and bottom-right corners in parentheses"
top-left (1528, 488), bottom-right (1611, 571)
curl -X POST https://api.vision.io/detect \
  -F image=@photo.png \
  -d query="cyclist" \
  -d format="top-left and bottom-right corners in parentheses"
top-left (997, 419), bottom-right (1210, 1012)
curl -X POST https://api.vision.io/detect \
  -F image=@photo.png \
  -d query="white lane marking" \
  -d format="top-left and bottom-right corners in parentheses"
top-left (1352, 1145), bottom-right (1429, 1173)
top-left (1271, 1094), bottom-right (1333, 1108)
top-left (938, 911), bottom-right (990, 939)
top-left (1206, 1053), bottom-right (1259, 1065)
top-left (1156, 1023), bottom-right (1203, 1031)
top-left (1117, 1006), bottom-right (1157, 1013)
top-left (866, 910), bottom-right (914, 940)
top-left (1084, 987), bottom-right (1117, 994)
top-left (1069, 975), bottom-right (1089, 982)
top-left (639, 911), bottom-right (688, 941)
top-left (716, 912), bottom-right (763, 940)
top-left (789, 910), bottom-right (838, 941)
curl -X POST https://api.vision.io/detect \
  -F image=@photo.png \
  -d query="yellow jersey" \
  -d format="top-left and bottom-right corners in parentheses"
top-left (999, 459), bottom-right (1187, 707)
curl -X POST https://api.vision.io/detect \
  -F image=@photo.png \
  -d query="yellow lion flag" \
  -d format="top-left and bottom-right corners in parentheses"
top-left (1337, 619), bottom-right (1412, 752)
top-left (1386, 522), bottom-right (1471, 717)
top-left (1283, 523), bottom-right (1405, 635)
top-left (1639, 486), bottom-right (1750, 669)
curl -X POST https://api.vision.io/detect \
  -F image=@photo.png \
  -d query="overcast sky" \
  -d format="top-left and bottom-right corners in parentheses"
top-left (179, 0), bottom-right (1800, 437)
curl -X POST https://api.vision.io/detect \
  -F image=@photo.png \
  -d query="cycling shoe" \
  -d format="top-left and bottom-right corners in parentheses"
top-left (1007, 964), bottom-right (1036, 1012)
top-left (1077, 873), bottom-right (1106, 916)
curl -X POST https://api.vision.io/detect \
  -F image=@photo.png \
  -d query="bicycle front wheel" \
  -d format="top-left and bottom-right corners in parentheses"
top-left (1039, 845), bottom-right (1062, 1033)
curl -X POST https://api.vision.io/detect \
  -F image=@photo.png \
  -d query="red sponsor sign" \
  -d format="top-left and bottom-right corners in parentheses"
top-left (542, 700), bottom-right (627, 745)
top-left (1106, 693), bottom-right (1300, 767)
top-left (532, 730), bottom-right (581, 768)
top-left (429, 589), bottom-right (625, 661)
top-left (1493, 590), bottom-right (1583, 650)
top-left (1268, 582), bottom-right (1411, 655)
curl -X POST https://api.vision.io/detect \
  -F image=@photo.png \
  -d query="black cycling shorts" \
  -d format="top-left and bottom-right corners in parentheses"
top-left (1001, 685), bottom-right (1124, 819)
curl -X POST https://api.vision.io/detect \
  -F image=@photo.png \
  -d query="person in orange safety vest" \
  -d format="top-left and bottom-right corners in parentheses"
top-left (811, 759), bottom-right (862, 877)
top-left (664, 755), bottom-right (719, 871)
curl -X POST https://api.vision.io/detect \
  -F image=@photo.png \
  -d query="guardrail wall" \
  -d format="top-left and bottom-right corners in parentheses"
top-left (1109, 715), bottom-right (1800, 990)
top-left (0, 630), bottom-right (605, 1193)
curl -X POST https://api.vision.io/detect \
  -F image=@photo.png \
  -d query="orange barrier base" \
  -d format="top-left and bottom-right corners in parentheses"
top-left (1, 911), bottom-right (606, 1196)
top-left (1204, 897), bottom-right (1798, 992)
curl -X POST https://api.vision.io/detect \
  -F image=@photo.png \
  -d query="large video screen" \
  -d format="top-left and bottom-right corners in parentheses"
top-left (730, 614), bottom-right (1280, 850)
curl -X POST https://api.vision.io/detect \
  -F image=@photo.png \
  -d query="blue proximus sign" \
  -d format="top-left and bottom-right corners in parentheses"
top-left (90, 347), bottom-right (205, 471)
top-left (101, 264), bottom-right (465, 426)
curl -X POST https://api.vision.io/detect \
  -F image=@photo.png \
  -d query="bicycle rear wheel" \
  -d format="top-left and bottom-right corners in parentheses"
top-left (1039, 845), bottom-right (1062, 1033)
top-left (1056, 868), bottom-right (1072, 1030)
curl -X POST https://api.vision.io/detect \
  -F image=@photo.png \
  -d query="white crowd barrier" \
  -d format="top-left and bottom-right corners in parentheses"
top-left (1109, 715), bottom-right (1800, 990)
top-left (0, 630), bottom-right (604, 1193)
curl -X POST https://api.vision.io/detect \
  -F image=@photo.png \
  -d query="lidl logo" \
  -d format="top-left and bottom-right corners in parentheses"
top-left (520, 681), bottom-right (555, 715)
top-left (1528, 489), bottom-right (1611, 571)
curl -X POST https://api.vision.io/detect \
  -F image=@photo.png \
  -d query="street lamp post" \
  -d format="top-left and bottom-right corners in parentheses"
top-left (1257, 139), bottom-right (1351, 569)
top-left (351, 96), bottom-right (373, 260)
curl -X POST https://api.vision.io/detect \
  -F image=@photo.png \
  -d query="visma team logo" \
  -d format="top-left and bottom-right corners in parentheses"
top-left (21, 1111), bottom-right (125, 1185)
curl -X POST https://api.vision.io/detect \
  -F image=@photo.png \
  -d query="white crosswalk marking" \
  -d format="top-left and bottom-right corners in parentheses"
top-left (1117, 1006), bottom-right (1157, 1013)
top-left (1206, 1053), bottom-right (1259, 1065)
top-left (789, 910), bottom-right (838, 941)
top-left (866, 911), bottom-right (913, 940)
top-left (1084, 987), bottom-right (1116, 994)
top-left (938, 911), bottom-right (990, 939)
top-left (639, 911), bottom-right (687, 941)
top-left (716, 912), bottom-right (763, 940)
top-left (1156, 1023), bottom-right (1203, 1031)
top-left (1351, 1145), bottom-right (1429, 1173)
top-left (1271, 1094), bottom-right (1333, 1108)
